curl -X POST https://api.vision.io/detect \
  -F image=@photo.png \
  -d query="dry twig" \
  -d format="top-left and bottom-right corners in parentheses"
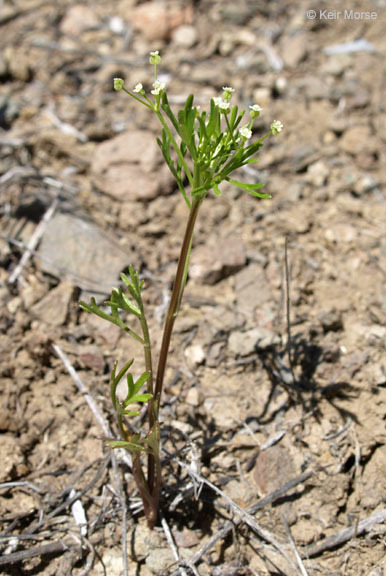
top-left (8, 195), bottom-right (58, 284)
top-left (302, 508), bottom-right (386, 558)
top-left (169, 470), bottom-right (313, 576)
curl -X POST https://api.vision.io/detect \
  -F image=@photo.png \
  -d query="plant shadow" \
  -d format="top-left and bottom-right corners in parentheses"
top-left (256, 333), bottom-right (360, 425)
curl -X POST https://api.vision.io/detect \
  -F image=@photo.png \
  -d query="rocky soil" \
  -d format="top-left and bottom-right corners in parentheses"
top-left (0, 0), bottom-right (385, 574)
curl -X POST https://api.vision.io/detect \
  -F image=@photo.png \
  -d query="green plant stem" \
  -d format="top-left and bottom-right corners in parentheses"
top-left (155, 110), bottom-right (194, 189)
top-left (154, 195), bottom-right (202, 413)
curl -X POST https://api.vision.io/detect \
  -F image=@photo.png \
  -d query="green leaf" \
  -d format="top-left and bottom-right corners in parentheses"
top-left (161, 91), bottom-right (179, 133)
top-left (226, 177), bottom-right (270, 198)
top-left (213, 183), bottom-right (221, 196)
top-left (112, 358), bottom-right (134, 385)
top-left (106, 439), bottom-right (147, 453)
top-left (207, 99), bottom-right (219, 138)
top-left (121, 409), bottom-right (141, 416)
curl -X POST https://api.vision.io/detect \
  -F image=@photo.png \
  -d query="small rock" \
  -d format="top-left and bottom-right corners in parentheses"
top-left (185, 386), bottom-right (202, 407)
top-left (145, 548), bottom-right (175, 574)
top-left (306, 160), bottom-right (329, 187)
top-left (352, 173), bottom-right (378, 196)
top-left (234, 264), bottom-right (271, 311)
top-left (78, 344), bottom-right (105, 373)
top-left (319, 309), bottom-right (344, 333)
top-left (281, 33), bottom-right (308, 68)
top-left (0, 435), bottom-right (26, 482)
top-left (31, 282), bottom-right (77, 326)
top-left (228, 327), bottom-right (279, 356)
top-left (298, 76), bottom-right (329, 100)
top-left (324, 223), bottom-right (357, 243)
top-left (252, 87), bottom-right (271, 107)
top-left (184, 344), bottom-right (206, 368)
top-left (360, 445), bottom-right (386, 508)
top-left (60, 5), bottom-right (99, 36)
top-left (321, 55), bottom-right (351, 76)
top-left (4, 47), bottom-right (31, 82)
top-left (128, 2), bottom-right (192, 41)
top-left (339, 125), bottom-right (376, 156)
top-left (171, 24), bottom-right (198, 48)
top-left (190, 238), bottom-right (246, 285)
top-left (223, 479), bottom-right (252, 507)
top-left (254, 445), bottom-right (295, 495)
top-left (206, 341), bottom-right (225, 368)
top-left (38, 213), bottom-right (134, 298)
top-left (174, 528), bottom-right (200, 548)
top-left (91, 130), bottom-right (174, 201)
top-left (130, 523), bottom-right (162, 561)
top-left (219, 3), bottom-right (252, 25)
top-left (274, 76), bottom-right (288, 95)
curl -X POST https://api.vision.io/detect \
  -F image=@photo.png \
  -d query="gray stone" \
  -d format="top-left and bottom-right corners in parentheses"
top-left (172, 25), bottom-right (198, 48)
top-left (306, 160), bottom-right (329, 187)
top-left (189, 238), bottom-right (246, 285)
top-left (281, 33), bottom-right (308, 68)
top-left (91, 130), bottom-right (174, 201)
top-left (31, 282), bottom-right (77, 326)
top-left (38, 213), bottom-right (134, 298)
top-left (60, 5), bottom-right (99, 37)
top-left (145, 548), bottom-right (175, 573)
top-left (228, 327), bottom-right (279, 356)
top-left (234, 264), bottom-right (271, 312)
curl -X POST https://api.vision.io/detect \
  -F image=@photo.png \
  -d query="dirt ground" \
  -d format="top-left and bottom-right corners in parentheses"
top-left (0, 0), bottom-right (385, 574)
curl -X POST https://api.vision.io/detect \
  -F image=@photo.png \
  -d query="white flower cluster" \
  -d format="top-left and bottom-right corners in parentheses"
top-left (270, 120), bottom-right (283, 135)
top-left (151, 79), bottom-right (165, 95)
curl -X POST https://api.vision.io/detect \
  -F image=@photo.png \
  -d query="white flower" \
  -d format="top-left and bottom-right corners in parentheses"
top-left (113, 77), bottom-right (124, 91)
top-left (151, 80), bottom-right (165, 95)
top-left (240, 126), bottom-right (252, 140)
top-left (222, 86), bottom-right (235, 100)
top-left (249, 104), bottom-right (263, 118)
top-left (270, 120), bottom-right (283, 135)
top-left (133, 83), bottom-right (143, 93)
top-left (149, 50), bottom-right (161, 65)
top-left (213, 97), bottom-right (222, 106)
top-left (219, 101), bottom-right (230, 113)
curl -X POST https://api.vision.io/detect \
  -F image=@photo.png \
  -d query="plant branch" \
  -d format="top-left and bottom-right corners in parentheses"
top-left (154, 195), bottom-right (203, 417)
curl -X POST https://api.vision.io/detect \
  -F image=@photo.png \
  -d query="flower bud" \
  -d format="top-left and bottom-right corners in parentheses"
top-left (149, 50), bottom-right (161, 65)
top-left (113, 78), bottom-right (125, 91)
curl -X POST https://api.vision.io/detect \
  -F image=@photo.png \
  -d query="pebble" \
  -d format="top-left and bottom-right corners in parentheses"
top-left (324, 223), bottom-right (357, 244)
top-left (174, 528), bottom-right (200, 548)
top-left (306, 160), bottom-right (329, 187)
top-left (321, 54), bottom-right (351, 76)
top-left (234, 264), bottom-right (271, 311)
top-left (60, 5), bottom-right (99, 36)
top-left (185, 386), bottom-right (202, 407)
top-left (31, 282), bottom-right (77, 326)
top-left (38, 213), bottom-right (134, 298)
top-left (0, 435), bottom-right (27, 482)
top-left (228, 327), bottom-right (279, 356)
top-left (127, 2), bottom-right (192, 41)
top-left (91, 130), bottom-right (174, 201)
top-left (145, 548), bottom-right (175, 573)
top-left (339, 125), bottom-right (376, 156)
top-left (4, 47), bottom-right (31, 82)
top-left (184, 344), bottom-right (206, 368)
top-left (319, 309), bottom-right (344, 333)
top-left (189, 237), bottom-right (246, 285)
top-left (254, 444), bottom-right (295, 495)
top-left (281, 33), bottom-right (308, 68)
top-left (171, 24), bottom-right (198, 48)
